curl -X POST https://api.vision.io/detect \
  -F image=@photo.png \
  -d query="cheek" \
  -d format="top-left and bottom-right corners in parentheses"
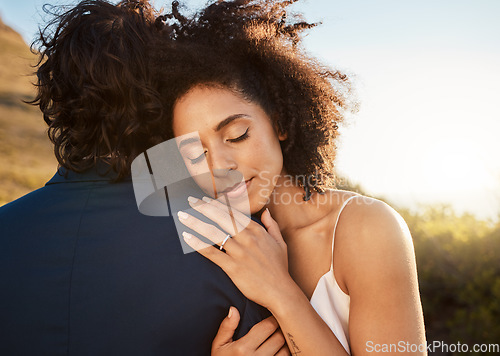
top-left (246, 139), bottom-right (283, 213)
top-left (250, 131), bottom-right (284, 176)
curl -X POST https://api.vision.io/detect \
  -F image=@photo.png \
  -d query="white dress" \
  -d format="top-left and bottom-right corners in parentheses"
top-left (309, 195), bottom-right (356, 354)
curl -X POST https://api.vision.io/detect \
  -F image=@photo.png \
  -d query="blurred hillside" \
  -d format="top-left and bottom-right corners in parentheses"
top-left (0, 16), bottom-right (56, 206)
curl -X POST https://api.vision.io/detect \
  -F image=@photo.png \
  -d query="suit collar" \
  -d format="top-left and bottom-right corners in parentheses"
top-left (45, 161), bottom-right (131, 185)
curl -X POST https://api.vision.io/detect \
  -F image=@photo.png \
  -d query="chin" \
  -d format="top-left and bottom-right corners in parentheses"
top-left (248, 192), bottom-right (272, 215)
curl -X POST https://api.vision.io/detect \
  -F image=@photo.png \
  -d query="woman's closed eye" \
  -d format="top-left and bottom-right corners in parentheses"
top-left (227, 127), bottom-right (249, 143)
top-left (188, 151), bottom-right (206, 164)
top-left (182, 146), bottom-right (206, 165)
top-left (184, 127), bottom-right (249, 165)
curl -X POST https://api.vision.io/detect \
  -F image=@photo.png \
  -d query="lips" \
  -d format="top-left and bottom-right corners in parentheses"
top-left (220, 178), bottom-right (252, 199)
top-left (221, 180), bottom-right (244, 194)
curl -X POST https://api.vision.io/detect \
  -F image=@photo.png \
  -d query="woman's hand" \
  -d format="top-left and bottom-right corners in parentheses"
top-left (212, 307), bottom-right (290, 356)
top-left (178, 196), bottom-right (295, 310)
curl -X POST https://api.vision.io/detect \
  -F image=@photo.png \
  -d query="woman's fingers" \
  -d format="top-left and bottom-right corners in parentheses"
top-left (210, 312), bottom-right (290, 356)
top-left (260, 209), bottom-right (285, 245)
top-left (255, 328), bottom-right (287, 356)
top-left (178, 210), bottom-right (229, 246)
top-left (275, 344), bottom-right (292, 356)
top-left (211, 307), bottom-right (241, 352)
top-left (203, 195), bottom-right (251, 229)
top-left (182, 232), bottom-right (232, 268)
top-left (242, 316), bottom-right (280, 350)
top-left (188, 196), bottom-right (245, 236)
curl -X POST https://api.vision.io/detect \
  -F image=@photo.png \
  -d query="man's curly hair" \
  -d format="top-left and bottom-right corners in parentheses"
top-left (150, 0), bottom-right (356, 192)
top-left (29, 0), bottom-right (165, 179)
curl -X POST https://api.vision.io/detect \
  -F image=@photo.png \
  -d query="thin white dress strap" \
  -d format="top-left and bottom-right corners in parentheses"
top-left (331, 195), bottom-right (357, 269)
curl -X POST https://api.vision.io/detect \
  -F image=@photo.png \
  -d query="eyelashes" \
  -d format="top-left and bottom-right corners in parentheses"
top-left (187, 127), bottom-right (250, 165)
top-left (189, 153), bottom-right (206, 164)
top-left (227, 127), bottom-right (249, 143)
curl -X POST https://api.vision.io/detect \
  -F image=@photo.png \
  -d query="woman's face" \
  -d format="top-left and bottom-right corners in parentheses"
top-left (172, 85), bottom-right (285, 214)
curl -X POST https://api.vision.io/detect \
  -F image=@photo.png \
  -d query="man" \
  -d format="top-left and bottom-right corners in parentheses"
top-left (0, 1), bottom-right (278, 354)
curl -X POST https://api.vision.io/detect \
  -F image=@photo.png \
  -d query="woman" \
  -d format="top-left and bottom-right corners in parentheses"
top-left (151, 0), bottom-right (426, 354)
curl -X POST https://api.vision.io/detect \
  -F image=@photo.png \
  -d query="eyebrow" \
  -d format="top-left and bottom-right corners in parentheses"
top-left (214, 114), bottom-right (250, 132)
top-left (178, 136), bottom-right (201, 150)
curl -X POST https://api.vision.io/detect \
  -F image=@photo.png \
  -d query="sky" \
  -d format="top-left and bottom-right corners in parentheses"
top-left (1, 0), bottom-right (499, 219)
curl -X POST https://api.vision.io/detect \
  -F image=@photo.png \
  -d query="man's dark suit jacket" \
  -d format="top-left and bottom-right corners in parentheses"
top-left (0, 164), bottom-right (269, 355)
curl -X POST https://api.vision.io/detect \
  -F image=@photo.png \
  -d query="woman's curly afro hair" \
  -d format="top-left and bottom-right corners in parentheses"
top-left (150, 0), bottom-right (357, 192)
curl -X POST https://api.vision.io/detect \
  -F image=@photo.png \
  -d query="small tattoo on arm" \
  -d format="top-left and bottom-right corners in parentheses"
top-left (287, 333), bottom-right (301, 355)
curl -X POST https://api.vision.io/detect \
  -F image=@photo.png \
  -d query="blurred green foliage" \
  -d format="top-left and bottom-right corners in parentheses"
top-left (338, 178), bottom-right (500, 352)
top-left (400, 206), bottom-right (500, 352)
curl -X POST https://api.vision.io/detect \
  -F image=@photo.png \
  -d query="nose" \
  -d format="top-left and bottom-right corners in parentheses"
top-left (207, 145), bottom-right (237, 177)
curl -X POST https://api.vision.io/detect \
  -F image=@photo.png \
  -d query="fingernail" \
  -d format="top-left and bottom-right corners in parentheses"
top-left (188, 196), bottom-right (199, 203)
top-left (228, 307), bottom-right (233, 319)
top-left (177, 211), bottom-right (189, 220)
top-left (266, 208), bottom-right (271, 216)
top-left (202, 196), bottom-right (212, 203)
top-left (182, 231), bottom-right (192, 240)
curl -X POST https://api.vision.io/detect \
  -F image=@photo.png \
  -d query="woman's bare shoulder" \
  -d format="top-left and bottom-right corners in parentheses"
top-left (333, 193), bottom-right (416, 293)
top-left (334, 193), bottom-right (411, 242)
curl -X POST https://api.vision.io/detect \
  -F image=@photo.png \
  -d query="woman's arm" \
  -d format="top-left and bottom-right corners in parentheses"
top-left (265, 280), bottom-right (350, 355)
top-left (336, 197), bottom-right (426, 355)
top-left (266, 197), bottom-right (427, 355)
top-left (179, 197), bottom-right (348, 355)
top-left (179, 196), bottom-right (426, 355)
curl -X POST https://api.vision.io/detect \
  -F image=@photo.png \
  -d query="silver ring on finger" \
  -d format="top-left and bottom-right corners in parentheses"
top-left (220, 234), bottom-right (232, 250)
